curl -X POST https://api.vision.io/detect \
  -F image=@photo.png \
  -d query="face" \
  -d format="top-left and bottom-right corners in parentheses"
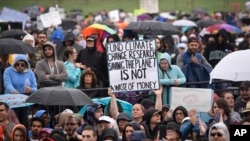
top-left (240, 87), bottom-right (250, 100)
top-left (0, 105), bottom-right (8, 122)
top-left (107, 38), bottom-right (115, 43)
top-left (132, 104), bottom-right (144, 119)
top-left (30, 121), bottom-right (43, 137)
top-left (213, 103), bottom-right (224, 116)
top-left (78, 34), bottom-right (84, 41)
top-left (210, 129), bottom-right (225, 141)
top-left (41, 113), bottom-right (50, 127)
top-left (125, 126), bottom-right (134, 141)
top-left (64, 117), bottom-right (78, 136)
top-left (84, 74), bottom-right (93, 84)
top-left (118, 119), bottom-right (129, 130)
top-left (218, 35), bottom-right (224, 44)
top-left (97, 122), bottom-right (112, 136)
top-left (160, 59), bottom-right (169, 71)
top-left (37, 34), bottom-right (47, 46)
top-left (43, 46), bottom-right (54, 58)
top-left (150, 113), bottom-right (161, 124)
top-left (174, 110), bottom-right (185, 124)
top-left (69, 49), bottom-right (78, 61)
top-left (86, 40), bottom-right (95, 48)
top-left (94, 108), bottom-right (103, 120)
top-left (15, 61), bottom-right (26, 73)
top-left (65, 41), bottom-right (73, 47)
top-left (24, 39), bottom-right (34, 47)
top-left (166, 129), bottom-right (179, 140)
top-left (14, 129), bottom-right (25, 141)
top-left (155, 38), bottom-right (161, 50)
top-left (223, 93), bottom-right (234, 108)
top-left (82, 130), bottom-right (97, 141)
top-left (188, 42), bottom-right (199, 53)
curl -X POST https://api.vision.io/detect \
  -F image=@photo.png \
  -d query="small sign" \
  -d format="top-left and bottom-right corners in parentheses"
top-left (40, 11), bottom-right (62, 28)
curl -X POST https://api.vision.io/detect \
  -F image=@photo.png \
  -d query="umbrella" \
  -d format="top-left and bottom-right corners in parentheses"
top-left (0, 38), bottom-right (36, 54)
top-left (210, 49), bottom-right (250, 82)
top-left (25, 87), bottom-right (93, 106)
top-left (82, 23), bottom-right (116, 39)
top-left (125, 21), bottom-right (180, 35)
top-left (0, 29), bottom-right (26, 39)
top-left (60, 19), bottom-right (78, 30)
top-left (206, 23), bottom-right (241, 34)
top-left (172, 19), bottom-right (197, 27)
top-left (78, 97), bottom-right (132, 117)
top-left (0, 94), bottom-right (33, 108)
top-left (196, 19), bottom-right (220, 28)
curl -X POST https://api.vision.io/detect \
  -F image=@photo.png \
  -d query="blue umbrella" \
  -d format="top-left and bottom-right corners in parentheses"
top-left (0, 94), bottom-right (34, 108)
top-left (78, 97), bottom-right (132, 118)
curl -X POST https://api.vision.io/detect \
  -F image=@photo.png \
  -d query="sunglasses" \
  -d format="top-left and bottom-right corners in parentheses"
top-left (15, 63), bottom-right (26, 67)
top-left (210, 132), bottom-right (223, 137)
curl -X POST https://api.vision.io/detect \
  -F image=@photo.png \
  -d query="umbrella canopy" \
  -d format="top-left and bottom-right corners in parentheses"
top-left (172, 19), bottom-right (197, 27)
top-left (210, 49), bottom-right (250, 82)
top-left (206, 23), bottom-right (241, 34)
top-left (0, 29), bottom-right (27, 39)
top-left (82, 23), bottom-right (116, 39)
top-left (0, 38), bottom-right (36, 54)
top-left (25, 87), bottom-right (93, 106)
top-left (60, 19), bottom-right (78, 30)
top-left (78, 97), bottom-right (132, 117)
top-left (125, 21), bottom-right (180, 35)
top-left (196, 19), bottom-right (220, 28)
top-left (0, 94), bottom-right (33, 108)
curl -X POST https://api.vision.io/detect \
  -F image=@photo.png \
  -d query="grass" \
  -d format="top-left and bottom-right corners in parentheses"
top-left (0, 0), bottom-right (247, 16)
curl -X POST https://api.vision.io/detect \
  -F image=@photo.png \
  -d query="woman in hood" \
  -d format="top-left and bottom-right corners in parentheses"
top-left (208, 122), bottom-right (229, 141)
top-left (122, 122), bottom-right (141, 141)
top-left (158, 53), bottom-right (186, 104)
top-left (11, 124), bottom-right (27, 141)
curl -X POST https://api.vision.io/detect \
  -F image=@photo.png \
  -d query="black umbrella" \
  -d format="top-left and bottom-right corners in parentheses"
top-left (60, 20), bottom-right (78, 30)
top-left (240, 17), bottom-right (250, 26)
top-left (0, 38), bottom-right (36, 54)
top-left (196, 19), bottom-right (220, 28)
top-left (25, 87), bottom-right (93, 106)
top-left (125, 21), bottom-right (180, 35)
top-left (0, 29), bottom-right (27, 39)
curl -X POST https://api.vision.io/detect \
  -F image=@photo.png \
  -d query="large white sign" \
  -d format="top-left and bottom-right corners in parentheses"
top-left (40, 11), bottom-right (62, 28)
top-left (107, 39), bottom-right (159, 92)
top-left (170, 87), bottom-right (213, 112)
top-left (140, 0), bottom-right (159, 13)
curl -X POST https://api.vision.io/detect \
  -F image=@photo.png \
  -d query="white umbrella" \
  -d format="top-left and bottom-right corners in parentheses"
top-left (172, 19), bottom-right (197, 27)
top-left (210, 49), bottom-right (250, 82)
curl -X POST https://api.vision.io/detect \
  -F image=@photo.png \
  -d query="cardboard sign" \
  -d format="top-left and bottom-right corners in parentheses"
top-left (170, 87), bottom-right (213, 112)
top-left (107, 39), bottom-right (160, 92)
top-left (140, 0), bottom-right (159, 13)
top-left (40, 11), bottom-right (62, 28)
top-left (108, 9), bottom-right (120, 22)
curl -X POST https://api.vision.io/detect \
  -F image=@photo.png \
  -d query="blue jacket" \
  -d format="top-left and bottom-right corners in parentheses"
top-left (158, 53), bottom-right (186, 104)
top-left (64, 61), bottom-right (82, 88)
top-left (3, 54), bottom-right (37, 94)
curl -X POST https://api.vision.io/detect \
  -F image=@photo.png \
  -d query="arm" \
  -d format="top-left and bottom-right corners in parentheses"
top-left (154, 85), bottom-right (163, 111)
top-left (49, 62), bottom-right (68, 82)
top-left (3, 68), bottom-right (18, 93)
top-left (175, 66), bottom-right (186, 84)
top-left (65, 63), bottom-right (82, 82)
top-left (176, 54), bottom-right (184, 69)
top-left (201, 55), bottom-right (212, 68)
top-left (108, 88), bottom-right (119, 119)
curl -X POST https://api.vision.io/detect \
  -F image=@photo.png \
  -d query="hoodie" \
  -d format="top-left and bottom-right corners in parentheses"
top-left (203, 28), bottom-right (234, 67)
top-left (172, 106), bottom-right (188, 124)
top-left (11, 124), bottom-right (26, 141)
top-left (3, 54), bottom-right (37, 94)
top-left (100, 128), bottom-right (119, 141)
top-left (208, 122), bottom-right (230, 141)
top-left (34, 41), bottom-right (68, 88)
top-left (143, 109), bottom-right (161, 140)
top-left (22, 34), bottom-right (35, 47)
top-left (158, 53), bottom-right (186, 104)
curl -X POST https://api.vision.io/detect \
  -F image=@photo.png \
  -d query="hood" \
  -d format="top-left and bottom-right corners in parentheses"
top-left (117, 112), bottom-right (132, 122)
top-left (172, 106), bottom-right (188, 123)
top-left (51, 28), bottom-right (64, 44)
top-left (12, 54), bottom-right (31, 72)
top-left (100, 128), bottom-right (118, 141)
top-left (143, 109), bottom-right (161, 124)
top-left (107, 34), bottom-right (121, 42)
top-left (140, 98), bottom-right (155, 109)
top-left (216, 28), bottom-right (228, 44)
top-left (159, 52), bottom-right (172, 70)
top-left (35, 110), bottom-right (50, 119)
top-left (42, 41), bottom-right (57, 61)
top-left (208, 122), bottom-right (229, 141)
top-left (22, 34), bottom-right (35, 47)
top-left (86, 35), bottom-right (97, 51)
top-left (63, 32), bottom-right (75, 46)
top-left (85, 103), bottom-right (104, 126)
top-left (130, 131), bottom-right (146, 141)
top-left (11, 124), bottom-right (26, 141)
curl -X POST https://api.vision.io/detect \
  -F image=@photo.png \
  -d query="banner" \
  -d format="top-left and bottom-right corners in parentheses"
top-left (40, 11), bottom-right (62, 28)
top-left (107, 39), bottom-right (159, 92)
top-left (140, 0), bottom-right (159, 13)
top-left (170, 87), bottom-right (213, 112)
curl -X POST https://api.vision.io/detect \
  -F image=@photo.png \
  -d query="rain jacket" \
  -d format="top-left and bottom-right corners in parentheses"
top-left (34, 41), bottom-right (68, 88)
top-left (64, 61), bottom-right (82, 88)
top-left (11, 124), bottom-right (26, 141)
top-left (158, 53), bottom-right (186, 104)
top-left (203, 29), bottom-right (234, 68)
top-left (143, 109), bottom-right (161, 140)
top-left (129, 131), bottom-right (146, 141)
top-left (56, 32), bottom-right (82, 61)
top-left (3, 54), bottom-right (37, 94)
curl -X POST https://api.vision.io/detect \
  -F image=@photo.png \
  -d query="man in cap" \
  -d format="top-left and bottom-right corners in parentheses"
top-left (116, 113), bottom-right (132, 136)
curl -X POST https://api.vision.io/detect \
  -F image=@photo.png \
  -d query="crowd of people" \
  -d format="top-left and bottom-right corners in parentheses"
top-left (0, 4), bottom-right (250, 141)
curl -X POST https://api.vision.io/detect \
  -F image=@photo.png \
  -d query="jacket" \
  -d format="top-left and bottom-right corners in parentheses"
top-left (64, 61), bottom-right (82, 88)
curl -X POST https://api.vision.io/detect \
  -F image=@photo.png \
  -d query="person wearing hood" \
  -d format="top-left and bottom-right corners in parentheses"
top-left (122, 122), bottom-right (141, 141)
top-left (76, 35), bottom-right (101, 72)
top-left (34, 41), bottom-right (68, 88)
top-left (172, 106), bottom-right (189, 125)
top-left (11, 124), bottom-right (27, 141)
top-left (161, 35), bottom-right (179, 65)
top-left (158, 53), bottom-right (186, 104)
top-left (129, 130), bottom-right (147, 141)
top-left (56, 32), bottom-right (82, 61)
top-left (208, 122), bottom-right (229, 141)
top-left (203, 28), bottom-right (234, 68)
top-left (100, 128), bottom-right (119, 141)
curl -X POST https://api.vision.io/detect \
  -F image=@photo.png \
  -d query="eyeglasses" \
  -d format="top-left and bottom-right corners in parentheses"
top-left (65, 123), bottom-right (77, 126)
top-left (175, 112), bottom-right (184, 116)
top-left (210, 132), bottom-right (223, 137)
top-left (15, 63), bottom-right (25, 67)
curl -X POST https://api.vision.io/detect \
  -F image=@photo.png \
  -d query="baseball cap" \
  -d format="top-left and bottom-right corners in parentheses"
top-left (98, 116), bottom-right (113, 123)
top-left (117, 113), bottom-right (132, 122)
top-left (188, 37), bottom-right (199, 44)
top-left (39, 128), bottom-right (52, 137)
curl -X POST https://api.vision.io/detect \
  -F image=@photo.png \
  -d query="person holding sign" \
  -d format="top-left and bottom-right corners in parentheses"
top-left (158, 53), bottom-right (186, 105)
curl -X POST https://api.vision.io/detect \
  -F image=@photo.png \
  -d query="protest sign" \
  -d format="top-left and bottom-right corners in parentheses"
top-left (107, 39), bottom-right (159, 92)
top-left (108, 9), bottom-right (120, 22)
top-left (140, 0), bottom-right (159, 13)
top-left (170, 87), bottom-right (213, 112)
top-left (40, 11), bottom-right (62, 28)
